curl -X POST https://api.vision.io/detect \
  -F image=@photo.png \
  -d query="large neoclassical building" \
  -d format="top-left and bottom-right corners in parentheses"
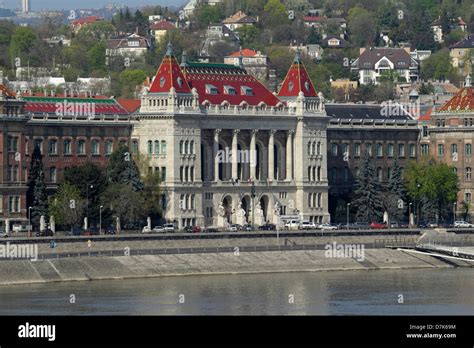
top-left (132, 45), bottom-right (330, 229)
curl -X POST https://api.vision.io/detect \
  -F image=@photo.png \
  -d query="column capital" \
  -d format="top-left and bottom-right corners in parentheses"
top-left (233, 129), bottom-right (241, 135)
top-left (288, 130), bottom-right (295, 135)
top-left (251, 129), bottom-right (259, 135)
top-left (269, 129), bottom-right (277, 136)
top-left (214, 129), bottom-right (222, 136)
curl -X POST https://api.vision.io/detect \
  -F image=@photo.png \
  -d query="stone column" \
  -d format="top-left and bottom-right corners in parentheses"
top-left (286, 130), bottom-right (294, 181)
top-left (268, 130), bottom-right (276, 181)
top-left (213, 129), bottom-right (221, 182)
top-left (250, 129), bottom-right (258, 180)
top-left (231, 129), bottom-right (240, 180)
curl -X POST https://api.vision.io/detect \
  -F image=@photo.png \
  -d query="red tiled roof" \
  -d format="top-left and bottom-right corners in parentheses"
top-left (228, 49), bottom-right (258, 57)
top-left (23, 96), bottom-right (130, 115)
top-left (438, 87), bottom-right (474, 113)
top-left (117, 99), bottom-right (141, 113)
top-left (277, 54), bottom-right (317, 98)
top-left (184, 64), bottom-right (281, 107)
top-left (0, 84), bottom-right (16, 97)
top-left (149, 20), bottom-right (176, 30)
top-left (71, 16), bottom-right (103, 26)
top-left (303, 16), bottom-right (324, 22)
top-left (419, 107), bottom-right (432, 121)
top-left (149, 49), bottom-right (192, 94)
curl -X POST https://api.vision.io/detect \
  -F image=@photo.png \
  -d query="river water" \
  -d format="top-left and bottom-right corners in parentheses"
top-left (0, 268), bottom-right (472, 315)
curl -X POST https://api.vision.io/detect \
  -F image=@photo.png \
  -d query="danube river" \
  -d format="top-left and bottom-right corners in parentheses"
top-left (0, 268), bottom-right (472, 315)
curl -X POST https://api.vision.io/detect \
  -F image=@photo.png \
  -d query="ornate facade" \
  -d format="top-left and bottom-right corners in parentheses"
top-left (133, 45), bottom-right (330, 229)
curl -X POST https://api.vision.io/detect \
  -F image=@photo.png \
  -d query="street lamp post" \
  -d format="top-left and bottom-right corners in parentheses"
top-left (86, 184), bottom-right (93, 229)
top-left (250, 181), bottom-right (256, 231)
top-left (346, 203), bottom-right (351, 230)
top-left (28, 206), bottom-right (32, 237)
top-left (99, 205), bottom-right (103, 235)
top-left (409, 203), bottom-right (413, 227)
top-left (453, 202), bottom-right (457, 224)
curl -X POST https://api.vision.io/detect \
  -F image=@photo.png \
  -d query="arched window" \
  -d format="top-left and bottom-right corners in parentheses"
top-left (161, 140), bottom-right (167, 154)
top-left (191, 194), bottom-right (195, 210)
top-left (77, 140), bottom-right (86, 155)
top-left (317, 142), bottom-right (321, 155)
top-left (317, 166), bottom-right (321, 181)
top-left (190, 141), bottom-right (195, 155)
top-left (132, 140), bottom-right (139, 154)
top-left (155, 140), bottom-right (160, 155)
top-left (467, 167), bottom-right (472, 181)
top-left (307, 142), bottom-right (311, 155)
top-left (106, 140), bottom-right (113, 155)
top-left (184, 141), bottom-right (189, 154)
top-left (92, 140), bottom-right (100, 155)
top-left (180, 141), bottom-right (184, 154)
top-left (466, 144), bottom-right (472, 157)
top-left (451, 144), bottom-right (458, 156)
top-left (318, 193), bottom-right (322, 208)
top-left (438, 144), bottom-right (444, 156)
top-left (148, 141), bottom-right (153, 155)
top-left (308, 193), bottom-right (312, 207)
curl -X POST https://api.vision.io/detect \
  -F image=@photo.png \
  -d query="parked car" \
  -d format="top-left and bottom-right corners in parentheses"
top-left (83, 227), bottom-right (100, 236)
top-left (163, 224), bottom-right (175, 232)
top-left (1, 231), bottom-right (8, 238)
top-left (241, 224), bottom-right (253, 231)
top-left (36, 228), bottom-right (54, 237)
top-left (284, 219), bottom-right (300, 230)
top-left (228, 224), bottom-right (240, 232)
top-left (427, 221), bottom-right (439, 228)
top-left (398, 221), bottom-right (410, 228)
top-left (142, 226), bottom-right (152, 234)
top-left (184, 226), bottom-right (202, 233)
top-left (203, 227), bottom-right (219, 233)
top-left (153, 226), bottom-right (165, 233)
top-left (104, 226), bottom-right (116, 235)
top-left (259, 223), bottom-right (276, 231)
top-left (418, 221), bottom-right (428, 229)
top-left (318, 223), bottom-right (337, 230)
top-left (454, 221), bottom-right (474, 228)
top-left (370, 222), bottom-right (388, 230)
top-left (299, 220), bottom-right (316, 230)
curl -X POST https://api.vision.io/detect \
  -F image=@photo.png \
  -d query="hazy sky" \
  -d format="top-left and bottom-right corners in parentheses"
top-left (4, 0), bottom-right (186, 10)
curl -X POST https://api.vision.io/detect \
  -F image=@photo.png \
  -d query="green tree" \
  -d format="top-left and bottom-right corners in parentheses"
top-left (262, 0), bottom-right (289, 28)
top-left (100, 183), bottom-right (146, 230)
top-left (118, 69), bottom-right (146, 98)
top-left (26, 146), bottom-right (48, 230)
top-left (9, 26), bottom-right (37, 60)
top-left (351, 153), bottom-right (384, 222)
top-left (405, 158), bottom-right (459, 223)
top-left (49, 182), bottom-right (86, 232)
top-left (194, 4), bottom-right (225, 29)
top-left (235, 26), bottom-right (262, 49)
top-left (347, 7), bottom-right (376, 47)
top-left (421, 49), bottom-right (459, 81)
top-left (63, 163), bottom-right (107, 224)
top-left (106, 144), bottom-right (144, 191)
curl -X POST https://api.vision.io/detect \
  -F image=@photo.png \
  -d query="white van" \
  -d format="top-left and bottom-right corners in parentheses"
top-left (285, 219), bottom-right (300, 230)
top-left (299, 220), bottom-right (316, 230)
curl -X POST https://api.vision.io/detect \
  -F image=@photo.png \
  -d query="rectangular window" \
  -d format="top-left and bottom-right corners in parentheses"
top-left (387, 143), bottom-right (394, 157)
top-left (422, 126), bottom-right (428, 137)
top-left (376, 143), bottom-right (383, 157)
top-left (354, 143), bottom-right (361, 157)
top-left (77, 140), bottom-right (86, 155)
top-left (331, 143), bottom-right (338, 156)
top-left (161, 167), bottom-right (166, 181)
top-left (48, 140), bottom-right (57, 155)
top-left (49, 167), bottom-right (57, 183)
top-left (365, 143), bottom-right (372, 156)
top-left (398, 143), bottom-right (405, 157)
top-left (438, 144), bottom-right (444, 156)
top-left (409, 144), bottom-right (415, 157)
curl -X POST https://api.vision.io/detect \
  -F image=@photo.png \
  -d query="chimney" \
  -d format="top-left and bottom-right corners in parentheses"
top-left (403, 47), bottom-right (411, 54)
top-left (359, 47), bottom-right (366, 55)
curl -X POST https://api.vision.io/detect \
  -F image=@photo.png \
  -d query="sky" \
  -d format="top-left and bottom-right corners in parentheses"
top-left (3, 0), bottom-right (186, 10)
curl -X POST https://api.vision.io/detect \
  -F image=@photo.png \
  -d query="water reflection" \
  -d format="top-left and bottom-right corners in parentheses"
top-left (0, 269), bottom-right (472, 315)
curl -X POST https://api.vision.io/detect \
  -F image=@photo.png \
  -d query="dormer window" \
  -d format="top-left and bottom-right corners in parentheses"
top-left (241, 86), bottom-right (253, 96)
top-left (177, 77), bottom-right (183, 88)
top-left (288, 82), bottom-right (294, 92)
top-left (160, 76), bottom-right (165, 87)
top-left (224, 85), bottom-right (237, 95)
top-left (305, 81), bottom-right (311, 92)
top-left (205, 84), bottom-right (219, 95)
